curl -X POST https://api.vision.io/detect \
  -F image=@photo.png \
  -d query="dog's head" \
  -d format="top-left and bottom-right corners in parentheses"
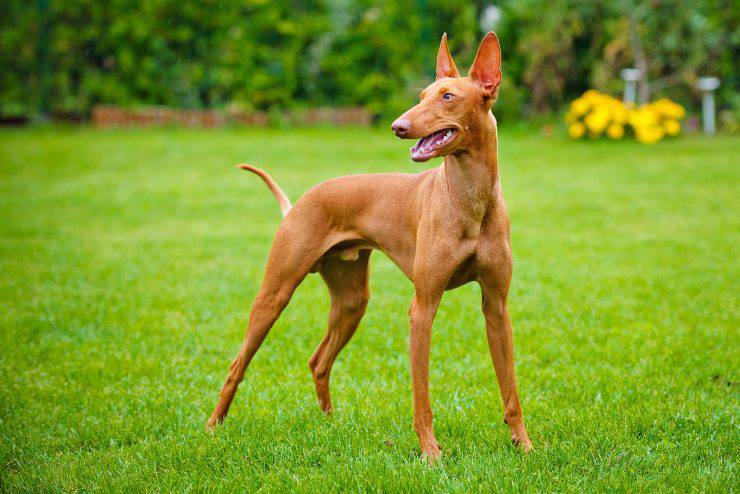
top-left (391, 32), bottom-right (502, 162)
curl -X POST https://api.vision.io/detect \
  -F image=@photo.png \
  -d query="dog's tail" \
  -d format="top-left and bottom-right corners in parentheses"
top-left (236, 164), bottom-right (292, 218)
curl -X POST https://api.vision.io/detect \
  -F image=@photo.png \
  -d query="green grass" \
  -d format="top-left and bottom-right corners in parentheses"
top-left (0, 125), bottom-right (737, 492)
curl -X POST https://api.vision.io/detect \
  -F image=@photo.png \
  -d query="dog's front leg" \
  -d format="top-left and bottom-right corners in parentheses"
top-left (408, 291), bottom-right (444, 462)
top-left (480, 278), bottom-right (532, 452)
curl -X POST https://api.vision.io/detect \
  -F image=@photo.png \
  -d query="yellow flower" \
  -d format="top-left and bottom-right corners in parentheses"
top-left (628, 107), bottom-right (657, 129)
top-left (612, 105), bottom-right (628, 124)
top-left (568, 122), bottom-right (586, 138)
top-left (570, 98), bottom-right (590, 116)
top-left (582, 89), bottom-right (601, 102)
top-left (585, 109), bottom-right (610, 134)
top-left (672, 104), bottom-right (686, 119)
top-left (567, 91), bottom-right (683, 144)
top-left (664, 119), bottom-right (681, 136)
top-left (636, 126), bottom-right (664, 144)
top-left (607, 123), bottom-right (624, 139)
top-left (654, 98), bottom-right (685, 119)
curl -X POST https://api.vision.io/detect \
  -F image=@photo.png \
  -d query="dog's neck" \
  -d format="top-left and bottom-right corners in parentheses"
top-left (442, 112), bottom-right (499, 218)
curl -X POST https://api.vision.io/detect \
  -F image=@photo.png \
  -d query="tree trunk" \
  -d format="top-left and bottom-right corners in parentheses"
top-left (628, 12), bottom-right (650, 105)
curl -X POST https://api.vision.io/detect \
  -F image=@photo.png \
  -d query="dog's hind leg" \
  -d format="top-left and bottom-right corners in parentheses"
top-left (309, 250), bottom-right (371, 413)
top-left (206, 222), bottom-right (329, 429)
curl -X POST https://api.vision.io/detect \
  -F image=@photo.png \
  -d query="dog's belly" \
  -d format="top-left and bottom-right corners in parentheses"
top-left (445, 254), bottom-right (478, 290)
top-left (319, 237), bottom-right (479, 290)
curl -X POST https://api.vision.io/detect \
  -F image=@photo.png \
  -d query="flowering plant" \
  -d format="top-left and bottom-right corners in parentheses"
top-left (566, 90), bottom-right (685, 144)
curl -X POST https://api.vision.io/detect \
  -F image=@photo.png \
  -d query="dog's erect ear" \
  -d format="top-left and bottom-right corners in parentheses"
top-left (436, 33), bottom-right (460, 80)
top-left (469, 32), bottom-right (502, 93)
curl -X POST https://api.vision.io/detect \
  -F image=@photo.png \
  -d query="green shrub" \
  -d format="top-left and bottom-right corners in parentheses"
top-left (0, 0), bottom-right (735, 122)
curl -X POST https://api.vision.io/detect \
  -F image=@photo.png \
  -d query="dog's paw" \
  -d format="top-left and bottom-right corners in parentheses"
top-left (509, 424), bottom-right (532, 453)
top-left (421, 448), bottom-right (442, 465)
top-left (205, 416), bottom-right (222, 433)
top-left (420, 440), bottom-right (442, 464)
top-left (511, 435), bottom-right (532, 453)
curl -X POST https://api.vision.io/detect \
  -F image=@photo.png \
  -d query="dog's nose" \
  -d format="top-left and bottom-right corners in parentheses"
top-left (391, 118), bottom-right (411, 137)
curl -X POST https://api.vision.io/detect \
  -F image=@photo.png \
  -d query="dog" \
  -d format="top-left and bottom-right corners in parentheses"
top-left (207, 32), bottom-right (532, 461)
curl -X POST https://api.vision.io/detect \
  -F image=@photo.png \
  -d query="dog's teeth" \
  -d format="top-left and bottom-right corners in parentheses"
top-left (445, 130), bottom-right (452, 138)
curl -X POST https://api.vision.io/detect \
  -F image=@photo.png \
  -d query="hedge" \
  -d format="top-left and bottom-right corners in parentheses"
top-left (1, 0), bottom-right (736, 123)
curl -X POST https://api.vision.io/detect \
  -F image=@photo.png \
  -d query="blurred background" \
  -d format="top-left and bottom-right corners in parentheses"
top-left (1, 2), bottom-right (738, 490)
top-left (1, 0), bottom-right (737, 129)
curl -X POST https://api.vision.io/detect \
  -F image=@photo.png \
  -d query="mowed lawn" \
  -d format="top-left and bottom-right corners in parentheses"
top-left (0, 126), bottom-right (737, 492)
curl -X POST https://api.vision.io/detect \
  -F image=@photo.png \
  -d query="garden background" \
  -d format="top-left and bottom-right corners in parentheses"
top-left (1, 0), bottom-right (738, 125)
top-left (1, 1), bottom-right (738, 492)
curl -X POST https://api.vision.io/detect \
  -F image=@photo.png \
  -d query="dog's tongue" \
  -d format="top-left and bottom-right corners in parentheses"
top-left (411, 129), bottom-right (447, 159)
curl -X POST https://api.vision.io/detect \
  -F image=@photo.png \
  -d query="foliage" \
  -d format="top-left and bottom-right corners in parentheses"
top-left (566, 89), bottom-right (685, 144)
top-left (500, 0), bottom-right (739, 113)
top-left (602, 0), bottom-right (739, 105)
top-left (0, 0), bottom-right (736, 121)
top-left (0, 0), bottom-right (478, 121)
top-left (1, 127), bottom-right (738, 490)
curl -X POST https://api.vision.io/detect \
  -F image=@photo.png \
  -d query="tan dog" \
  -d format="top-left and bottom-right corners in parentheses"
top-left (207, 32), bottom-right (532, 461)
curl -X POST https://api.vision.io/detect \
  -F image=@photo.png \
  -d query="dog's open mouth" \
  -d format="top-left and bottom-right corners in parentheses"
top-left (411, 128), bottom-right (458, 162)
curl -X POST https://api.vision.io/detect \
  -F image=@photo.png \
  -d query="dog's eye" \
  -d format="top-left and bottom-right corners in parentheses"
top-left (443, 92), bottom-right (454, 101)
